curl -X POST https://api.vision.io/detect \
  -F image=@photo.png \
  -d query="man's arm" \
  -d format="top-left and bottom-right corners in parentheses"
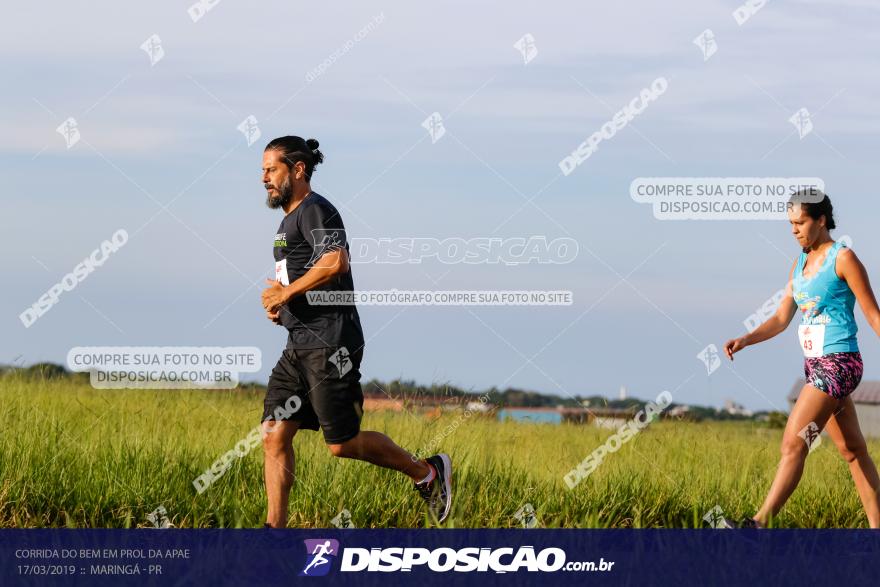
top-left (262, 248), bottom-right (349, 312)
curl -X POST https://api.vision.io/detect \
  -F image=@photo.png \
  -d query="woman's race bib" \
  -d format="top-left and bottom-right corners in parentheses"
top-left (798, 324), bottom-right (825, 358)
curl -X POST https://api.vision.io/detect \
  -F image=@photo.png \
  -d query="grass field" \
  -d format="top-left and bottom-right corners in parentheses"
top-left (1, 375), bottom-right (877, 529)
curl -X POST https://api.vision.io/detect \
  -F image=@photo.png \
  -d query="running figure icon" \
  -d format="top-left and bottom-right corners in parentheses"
top-left (302, 540), bottom-right (335, 575)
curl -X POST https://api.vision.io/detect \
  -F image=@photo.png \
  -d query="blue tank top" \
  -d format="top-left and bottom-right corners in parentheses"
top-left (791, 240), bottom-right (859, 356)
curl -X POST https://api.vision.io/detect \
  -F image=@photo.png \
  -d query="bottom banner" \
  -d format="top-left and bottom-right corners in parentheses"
top-left (1, 529), bottom-right (878, 586)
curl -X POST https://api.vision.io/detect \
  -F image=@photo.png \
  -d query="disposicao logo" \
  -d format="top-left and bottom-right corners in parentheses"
top-left (300, 539), bottom-right (339, 577)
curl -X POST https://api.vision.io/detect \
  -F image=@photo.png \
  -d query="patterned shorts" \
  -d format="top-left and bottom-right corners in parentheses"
top-left (804, 352), bottom-right (864, 399)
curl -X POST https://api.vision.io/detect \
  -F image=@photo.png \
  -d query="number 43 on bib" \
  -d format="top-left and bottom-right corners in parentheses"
top-left (799, 324), bottom-right (825, 358)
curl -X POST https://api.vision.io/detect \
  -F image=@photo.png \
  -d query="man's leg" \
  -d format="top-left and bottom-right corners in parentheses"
top-left (328, 431), bottom-right (432, 481)
top-left (263, 420), bottom-right (300, 528)
top-left (302, 347), bottom-right (434, 482)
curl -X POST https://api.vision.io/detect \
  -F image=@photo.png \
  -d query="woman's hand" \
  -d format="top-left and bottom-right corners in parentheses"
top-left (724, 337), bottom-right (748, 361)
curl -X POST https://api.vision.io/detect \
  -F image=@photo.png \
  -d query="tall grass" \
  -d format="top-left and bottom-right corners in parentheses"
top-left (0, 376), bottom-right (875, 528)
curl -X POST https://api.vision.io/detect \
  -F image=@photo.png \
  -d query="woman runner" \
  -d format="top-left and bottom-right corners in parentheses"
top-left (724, 191), bottom-right (880, 528)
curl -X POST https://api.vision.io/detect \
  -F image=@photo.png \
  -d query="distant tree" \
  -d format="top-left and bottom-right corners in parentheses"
top-left (24, 362), bottom-right (68, 379)
top-left (764, 411), bottom-right (788, 429)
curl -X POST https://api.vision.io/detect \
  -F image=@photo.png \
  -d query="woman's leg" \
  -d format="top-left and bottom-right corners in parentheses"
top-left (825, 397), bottom-right (880, 528)
top-left (753, 385), bottom-right (839, 526)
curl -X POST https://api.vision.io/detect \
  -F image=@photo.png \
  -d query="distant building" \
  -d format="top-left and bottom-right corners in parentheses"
top-left (619, 386), bottom-right (627, 401)
top-left (723, 399), bottom-right (753, 417)
top-left (592, 416), bottom-right (630, 430)
top-left (561, 407), bottom-right (637, 428)
top-left (363, 397), bottom-right (404, 412)
top-left (668, 405), bottom-right (691, 418)
top-left (466, 401), bottom-right (491, 413)
top-left (788, 379), bottom-right (880, 438)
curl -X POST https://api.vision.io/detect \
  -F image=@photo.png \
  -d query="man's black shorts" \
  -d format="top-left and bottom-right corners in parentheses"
top-left (262, 345), bottom-right (364, 444)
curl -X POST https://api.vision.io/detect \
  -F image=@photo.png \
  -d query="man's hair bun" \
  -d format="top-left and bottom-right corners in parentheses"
top-left (306, 138), bottom-right (323, 164)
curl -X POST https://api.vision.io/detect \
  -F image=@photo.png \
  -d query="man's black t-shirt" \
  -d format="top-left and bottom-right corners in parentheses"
top-left (273, 192), bottom-right (364, 350)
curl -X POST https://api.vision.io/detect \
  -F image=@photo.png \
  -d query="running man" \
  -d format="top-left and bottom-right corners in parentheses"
top-left (258, 135), bottom-right (452, 528)
top-left (724, 191), bottom-right (880, 528)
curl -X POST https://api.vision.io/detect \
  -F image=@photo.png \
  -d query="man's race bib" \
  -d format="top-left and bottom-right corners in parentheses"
top-left (275, 259), bottom-right (289, 286)
top-left (798, 324), bottom-right (825, 358)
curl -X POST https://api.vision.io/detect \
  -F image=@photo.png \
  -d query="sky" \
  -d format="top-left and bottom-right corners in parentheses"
top-left (3, 0), bottom-right (880, 411)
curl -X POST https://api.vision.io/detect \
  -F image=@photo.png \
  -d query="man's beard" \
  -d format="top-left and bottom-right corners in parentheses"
top-left (265, 176), bottom-right (293, 209)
